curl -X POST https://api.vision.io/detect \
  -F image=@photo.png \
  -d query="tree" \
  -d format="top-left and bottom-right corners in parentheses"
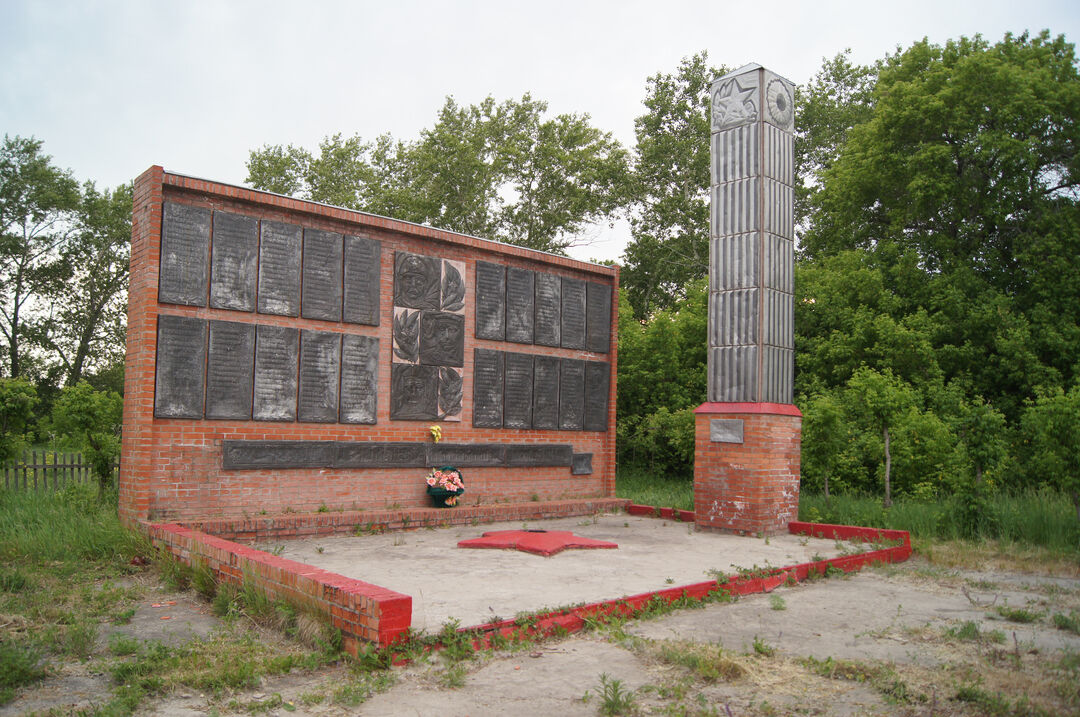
top-left (246, 95), bottom-right (628, 255)
top-left (0, 377), bottom-right (37, 463)
top-left (32, 182), bottom-right (131, 388)
top-left (621, 52), bottom-right (723, 318)
top-left (845, 367), bottom-right (917, 508)
top-left (1020, 386), bottom-right (1080, 521)
top-left (49, 381), bottom-right (122, 498)
top-left (0, 135), bottom-right (80, 378)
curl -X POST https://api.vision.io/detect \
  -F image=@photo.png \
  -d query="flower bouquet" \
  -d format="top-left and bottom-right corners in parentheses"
top-left (425, 466), bottom-right (464, 507)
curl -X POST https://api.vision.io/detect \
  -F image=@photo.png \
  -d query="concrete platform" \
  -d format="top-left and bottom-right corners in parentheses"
top-left (257, 513), bottom-right (873, 631)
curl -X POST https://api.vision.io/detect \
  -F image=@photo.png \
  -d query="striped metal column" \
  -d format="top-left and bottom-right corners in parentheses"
top-left (707, 64), bottom-right (795, 404)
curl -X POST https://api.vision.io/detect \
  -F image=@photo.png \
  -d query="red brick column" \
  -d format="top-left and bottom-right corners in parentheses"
top-left (693, 402), bottom-right (801, 535)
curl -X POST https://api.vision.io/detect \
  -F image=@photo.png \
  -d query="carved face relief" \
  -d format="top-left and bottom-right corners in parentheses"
top-left (394, 253), bottom-right (441, 309)
top-left (419, 311), bottom-right (465, 367)
top-left (390, 363), bottom-right (438, 420)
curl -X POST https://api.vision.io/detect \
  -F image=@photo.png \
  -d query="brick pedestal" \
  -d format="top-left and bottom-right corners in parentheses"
top-left (693, 402), bottom-right (801, 535)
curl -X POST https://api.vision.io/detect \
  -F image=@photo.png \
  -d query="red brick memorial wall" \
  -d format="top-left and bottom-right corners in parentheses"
top-left (119, 167), bottom-right (618, 526)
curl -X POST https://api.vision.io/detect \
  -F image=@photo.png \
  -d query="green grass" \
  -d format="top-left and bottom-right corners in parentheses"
top-left (615, 467), bottom-right (694, 511)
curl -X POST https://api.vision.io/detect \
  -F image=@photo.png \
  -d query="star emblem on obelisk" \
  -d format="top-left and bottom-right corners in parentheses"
top-left (712, 79), bottom-right (758, 130)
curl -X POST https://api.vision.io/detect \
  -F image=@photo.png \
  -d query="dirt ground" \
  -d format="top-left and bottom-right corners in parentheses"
top-left (6, 552), bottom-right (1080, 716)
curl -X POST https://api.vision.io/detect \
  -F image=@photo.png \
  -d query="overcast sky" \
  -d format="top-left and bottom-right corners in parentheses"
top-left (2, 0), bottom-right (1077, 262)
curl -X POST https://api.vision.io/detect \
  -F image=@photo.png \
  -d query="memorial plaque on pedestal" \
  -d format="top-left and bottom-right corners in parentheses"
top-left (505, 444), bottom-right (573, 467)
top-left (534, 273), bottom-right (561, 347)
top-left (340, 335), bottom-right (379, 424)
top-left (159, 202), bottom-right (210, 306)
top-left (298, 330), bottom-right (341, 422)
top-left (154, 314), bottom-right (207, 418)
top-left (336, 442), bottom-right (429, 468)
top-left (505, 267), bottom-right (535, 344)
top-left (253, 325), bottom-right (298, 421)
top-left (222, 440), bottom-right (335, 470)
top-left (572, 453), bottom-right (593, 475)
top-left (503, 352), bottom-right (534, 429)
top-left (390, 363), bottom-right (438, 420)
top-left (418, 311), bottom-right (465, 367)
top-left (583, 361), bottom-right (610, 432)
top-left (586, 282), bottom-right (612, 353)
top-left (343, 234), bottom-right (381, 325)
top-left (532, 355), bottom-right (560, 430)
top-left (209, 211), bottom-right (258, 311)
top-left (301, 229), bottom-right (343, 321)
top-left (475, 261), bottom-right (505, 340)
top-left (560, 278), bottom-right (586, 350)
top-left (394, 252), bottom-right (441, 310)
top-left (205, 320), bottom-right (255, 419)
top-left (257, 220), bottom-right (301, 316)
top-left (559, 358), bottom-right (585, 430)
top-left (472, 349), bottom-right (504, 428)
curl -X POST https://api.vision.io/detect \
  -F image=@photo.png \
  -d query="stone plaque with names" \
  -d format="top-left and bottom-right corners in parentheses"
top-left (472, 349), bottom-right (504, 428)
top-left (532, 355), bottom-right (561, 430)
top-left (583, 361), bottom-right (610, 432)
top-left (343, 234), bottom-right (381, 325)
top-left (301, 229), bottom-right (343, 321)
top-left (560, 278), bottom-right (586, 350)
top-left (418, 311), bottom-right (465, 367)
top-left (505, 444), bottom-right (573, 467)
top-left (159, 202), bottom-right (210, 306)
top-left (336, 442), bottom-right (429, 468)
top-left (257, 220), bottom-right (302, 316)
top-left (205, 320), bottom-right (255, 420)
top-left (474, 261), bottom-right (506, 340)
top-left (572, 453), bottom-right (593, 475)
top-left (503, 352), bottom-right (534, 429)
top-left (339, 334), bottom-right (379, 424)
top-left (534, 273), bottom-right (561, 347)
top-left (154, 314), bottom-right (207, 418)
top-left (505, 267), bottom-right (535, 344)
top-left (429, 444), bottom-right (506, 467)
top-left (253, 325), bottom-right (298, 421)
top-left (209, 210), bottom-right (258, 311)
top-left (222, 440), bottom-right (336, 470)
top-left (390, 363), bottom-right (439, 420)
top-left (394, 252), bottom-right (441, 310)
top-left (559, 358), bottom-right (585, 430)
top-left (298, 330), bottom-right (341, 422)
top-left (586, 282), bottom-right (612, 353)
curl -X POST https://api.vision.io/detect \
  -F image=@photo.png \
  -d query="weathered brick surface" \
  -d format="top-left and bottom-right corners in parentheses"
top-left (120, 168), bottom-right (618, 526)
top-left (693, 402), bottom-right (801, 535)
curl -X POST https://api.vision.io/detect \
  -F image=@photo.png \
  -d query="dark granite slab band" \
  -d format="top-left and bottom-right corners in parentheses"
top-left (222, 440), bottom-right (577, 470)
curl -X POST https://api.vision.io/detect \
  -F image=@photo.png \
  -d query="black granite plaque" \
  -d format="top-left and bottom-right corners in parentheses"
top-left (394, 252), bottom-right (441, 310)
top-left (561, 278), bottom-right (586, 350)
top-left (301, 229), bottom-right (343, 321)
top-left (340, 335), bottom-right (378, 424)
top-left (439, 367), bottom-right (463, 419)
top-left (418, 311), bottom-right (464, 367)
top-left (503, 352), bottom-right (533, 429)
top-left (253, 325), bottom-right (298, 421)
top-left (159, 202), bottom-right (210, 306)
top-left (222, 440), bottom-right (336, 470)
top-left (343, 234), bottom-right (381, 325)
top-left (572, 453), bottom-right (593, 475)
top-left (584, 361), bottom-right (610, 432)
top-left (298, 330), bottom-right (340, 422)
top-left (472, 349), bottom-right (504, 428)
top-left (505, 267), bottom-right (535, 344)
top-left (534, 273), bottom-right (562, 347)
top-left (532, 355), bottom-right (560, 430)
top-left (257, 220), bottom-right (302, 316)
top-left (586, 282), bottom-right (612, 353)
top-left (336, 442), bottom-right (428, 468)
top-left (474, 261), bottom-right (505, 340)
top-left (154, 314), bottom-right (207, 418)
top-left (209, 211), bottom-right (258, 311)
top-left (505, 444), bottom-right (573, 467)
top-left (429, 444), bottom-right (506, 467)
top-left (559, 358), bottom-right (585, 430)
top-left (205, 320), bottom-right (255, 419)
top-left (390, 363), bottom-right (439, 420)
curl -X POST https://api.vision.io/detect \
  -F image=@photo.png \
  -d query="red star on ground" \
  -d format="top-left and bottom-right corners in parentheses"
top-left (457, 530), bottom-right (618, 557)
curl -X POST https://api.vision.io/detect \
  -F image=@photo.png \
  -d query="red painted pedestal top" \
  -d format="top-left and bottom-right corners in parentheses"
top-left (457, 530), bottom-right (618, 557)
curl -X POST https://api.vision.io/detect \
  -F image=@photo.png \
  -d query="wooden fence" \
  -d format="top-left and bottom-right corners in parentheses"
top-left (2, 450), bottom-right (120, 490)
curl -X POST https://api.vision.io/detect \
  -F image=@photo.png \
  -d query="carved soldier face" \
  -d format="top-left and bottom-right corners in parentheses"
top-left (418, 311), bottom-right (464, 367)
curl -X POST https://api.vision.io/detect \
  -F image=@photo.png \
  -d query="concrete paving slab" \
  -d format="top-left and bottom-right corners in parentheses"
top-left (257, 514), bottom-right (870, 631)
